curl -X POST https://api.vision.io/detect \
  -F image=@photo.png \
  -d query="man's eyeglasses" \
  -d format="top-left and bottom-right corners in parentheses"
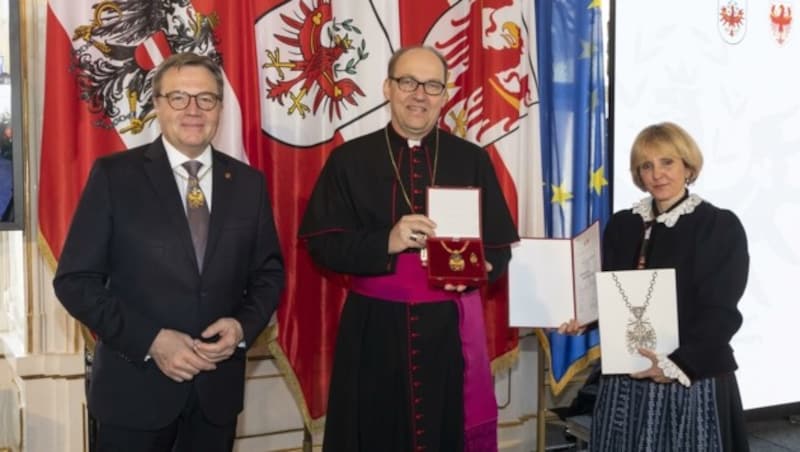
top-left (156, 91), bottom-right (221, 111)
top-left (389, 76), bottom-right (446, 96)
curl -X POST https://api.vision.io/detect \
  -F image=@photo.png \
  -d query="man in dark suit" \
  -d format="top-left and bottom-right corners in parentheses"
top-left (53, 52), bottom-right (284, 452)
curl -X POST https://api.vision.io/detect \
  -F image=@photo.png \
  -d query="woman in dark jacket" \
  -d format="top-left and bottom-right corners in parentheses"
top-left (567, 122), bottom-right (749, 451)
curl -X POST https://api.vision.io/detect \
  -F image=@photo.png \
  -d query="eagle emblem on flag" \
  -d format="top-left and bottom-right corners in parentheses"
top-left (256, 0), bottom-right (390, 147)
top-left (69, 0), bottom-right (220, 134)
top-left (428, 0), bottom-right (535, 147)
top-left (261, 0), bottom-right (367, 122)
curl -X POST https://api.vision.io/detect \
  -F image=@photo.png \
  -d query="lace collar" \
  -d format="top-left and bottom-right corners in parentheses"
top-left (631, 193), bottom-right (703, 228)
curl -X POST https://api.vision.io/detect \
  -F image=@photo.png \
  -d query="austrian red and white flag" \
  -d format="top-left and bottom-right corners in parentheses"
top-left (39, 0), bottom-right (541, 429)
top-left (39, 0), bottom-right (254, 262)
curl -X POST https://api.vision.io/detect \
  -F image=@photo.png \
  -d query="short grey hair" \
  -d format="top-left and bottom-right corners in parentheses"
top-left (387, 46), bottom-right (448, 83)
top-left (152, 52), bottom-right (224, 99)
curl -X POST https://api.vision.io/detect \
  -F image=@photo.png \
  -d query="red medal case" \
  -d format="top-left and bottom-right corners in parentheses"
top-left (425, 187), bottom-right (486, 287)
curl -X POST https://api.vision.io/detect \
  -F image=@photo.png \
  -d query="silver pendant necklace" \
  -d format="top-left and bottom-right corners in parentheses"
top-left (612, 271), bottom-right (658, 354)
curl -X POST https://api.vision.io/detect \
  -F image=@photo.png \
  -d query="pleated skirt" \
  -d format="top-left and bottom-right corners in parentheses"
top-left (590, 372), bottom-right (749, 452)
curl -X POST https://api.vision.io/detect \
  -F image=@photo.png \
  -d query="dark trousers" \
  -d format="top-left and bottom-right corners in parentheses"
top-left (95, 387), bottom-right (236, 452)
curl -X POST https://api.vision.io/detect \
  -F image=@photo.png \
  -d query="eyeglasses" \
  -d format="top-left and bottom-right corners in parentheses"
top-left (389, 76), bottom-right (446, 96)
top-left (156, 91), bottom-right (221, 111)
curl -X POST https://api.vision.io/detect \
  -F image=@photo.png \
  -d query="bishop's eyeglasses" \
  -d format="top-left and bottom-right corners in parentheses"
top-left (389, 76), bottom-right (446, 96)
top-left (156, 91), bottom-right (221, 111)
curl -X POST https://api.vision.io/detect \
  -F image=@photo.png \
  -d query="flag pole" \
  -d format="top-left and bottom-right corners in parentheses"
top-left (536, 334), bottom-right (546, 452)
top-left (302, 426), bottom-right (312, 452)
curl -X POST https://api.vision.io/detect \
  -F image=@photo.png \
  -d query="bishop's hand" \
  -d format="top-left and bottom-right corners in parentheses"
top-left (443, 261), bottom-right (492, 292)
top-left (388, 214), bottom-right (436, 254)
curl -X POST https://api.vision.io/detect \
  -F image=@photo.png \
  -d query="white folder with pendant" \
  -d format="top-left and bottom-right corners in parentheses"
top-left (595, 268), bottom-right (679, 374)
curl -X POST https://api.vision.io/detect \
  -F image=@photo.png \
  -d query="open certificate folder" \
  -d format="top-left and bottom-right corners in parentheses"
top-left (508, 221), bottom-right (601, 328)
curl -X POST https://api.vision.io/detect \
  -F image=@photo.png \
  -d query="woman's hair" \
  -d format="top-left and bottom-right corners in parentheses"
top-left (629, 122), bottom-right (704, 191)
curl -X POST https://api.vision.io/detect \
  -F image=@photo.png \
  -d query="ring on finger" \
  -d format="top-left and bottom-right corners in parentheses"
top-left (409, 233), bottom-right (419, 242)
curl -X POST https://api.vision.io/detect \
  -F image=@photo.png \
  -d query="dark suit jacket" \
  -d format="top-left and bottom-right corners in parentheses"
top-left (53, 138), bottom-right (285, 429)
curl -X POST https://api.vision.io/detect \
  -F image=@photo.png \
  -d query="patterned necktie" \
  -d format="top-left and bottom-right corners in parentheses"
top-left (183, 160), bottom-right (209, 271)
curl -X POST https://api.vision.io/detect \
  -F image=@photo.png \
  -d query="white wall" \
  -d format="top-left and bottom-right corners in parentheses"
top-left (613, 0), bottom-right (799, 409)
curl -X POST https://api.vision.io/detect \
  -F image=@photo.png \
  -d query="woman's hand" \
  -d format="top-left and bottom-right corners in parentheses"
top-left (630, 348), bottom-right (673, 383)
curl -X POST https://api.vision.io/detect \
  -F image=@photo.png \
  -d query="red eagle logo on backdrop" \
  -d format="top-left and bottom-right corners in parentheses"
top-left (69, 0), bottom-right (219, 135)
top-left (770, 1), bottom-right (793, 44)
top-left (719, 0), bottom-right (747, 44)
top-left (262, 0), bottom-right (367, 121)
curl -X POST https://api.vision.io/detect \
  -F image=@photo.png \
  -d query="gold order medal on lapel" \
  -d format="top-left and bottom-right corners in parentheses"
top-left (440, 240), bottom-right (470, 271)
top-left (187, 184), bottom-right (206, 209)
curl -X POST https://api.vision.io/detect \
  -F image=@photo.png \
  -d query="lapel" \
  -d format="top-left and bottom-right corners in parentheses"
top-left (142, 138), bottom-right (198, 272)
top-left (203, 150), bottom-right (233, 271)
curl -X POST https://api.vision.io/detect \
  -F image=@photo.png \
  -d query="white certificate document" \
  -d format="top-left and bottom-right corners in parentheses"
top-left (596, 268), bottom-right (679, 374)
top-left (509, 222), bottom-right (601, 328)
top-left (427, 187), bottom-right (481, 238)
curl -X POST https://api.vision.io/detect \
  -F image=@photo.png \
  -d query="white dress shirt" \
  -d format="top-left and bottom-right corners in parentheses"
top-left (163, 137), bottom-right (213, 212)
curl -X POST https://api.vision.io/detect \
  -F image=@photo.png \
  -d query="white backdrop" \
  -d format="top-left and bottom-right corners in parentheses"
top-left (613, 0), bottom-right (800, 409)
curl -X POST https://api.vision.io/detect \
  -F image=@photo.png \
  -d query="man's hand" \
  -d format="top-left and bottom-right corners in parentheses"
top-left (388, 214), bottom-right (436, 254)
top-left (149, 328), bottom-right (216, 383)
top-left (193, 317), bottom-right (245, 363)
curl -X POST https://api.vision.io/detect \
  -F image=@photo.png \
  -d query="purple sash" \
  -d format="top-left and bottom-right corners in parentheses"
top-left (350, 253), bottom-right (498, 451)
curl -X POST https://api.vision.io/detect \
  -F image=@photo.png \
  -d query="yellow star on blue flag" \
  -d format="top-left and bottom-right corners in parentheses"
top-left (551, 182), bottom-right (574, 206)
top-left (590, 166), bottom-right (608, 195)
top-left (580, 40), bottom-right (595, 59)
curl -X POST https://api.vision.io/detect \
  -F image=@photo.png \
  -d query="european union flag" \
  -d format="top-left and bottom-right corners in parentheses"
top-left (535, 0), bottom-right (610, 395)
